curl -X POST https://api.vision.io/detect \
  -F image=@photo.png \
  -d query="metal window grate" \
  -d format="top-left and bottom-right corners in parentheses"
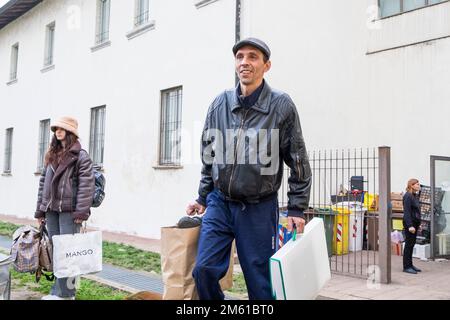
top-left (44, 23), bottom-right (55, 66)
top-left (159, 87), bottom-right (182, 166)
top-left (3, 128), bottom-right (13, 173)
top-left (134, 0), bottom-right (149, 26)
top-left (134, 10), bottom-right (149, 27)
top-left (90, 106), bottom-right (106, 167)
top-left (9, 44), bottom-right (18, 81)
top-left (37, 119), bottom-right (50, 172)
top-left (379, 0), bottom-right (445, 18)
top-left (95, 0), bottom-right (110, 44)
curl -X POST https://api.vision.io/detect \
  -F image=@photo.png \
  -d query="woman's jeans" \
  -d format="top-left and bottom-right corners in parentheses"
top-left (46, 211), bottom-right (81, 298)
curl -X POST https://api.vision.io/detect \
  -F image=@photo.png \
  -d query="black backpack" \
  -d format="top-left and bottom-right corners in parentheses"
top-left (92, 166), bottom-right (106, 207)
top-left (73, 152), bottom-right (106, 208)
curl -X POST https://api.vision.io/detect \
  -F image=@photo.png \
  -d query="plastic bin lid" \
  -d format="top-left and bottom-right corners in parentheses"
top-left (333, 201), bottom-right (367, 211)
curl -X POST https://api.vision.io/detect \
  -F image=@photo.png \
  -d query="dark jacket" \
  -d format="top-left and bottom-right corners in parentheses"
top-left (197, 81), bottom-right (312, 218)
top-left (403, 192), bottom-right (421, 229)
top-left (35, 141), bottom-right (95, 221)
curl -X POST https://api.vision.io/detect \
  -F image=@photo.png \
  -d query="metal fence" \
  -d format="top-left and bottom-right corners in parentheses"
top-left (280, 148), bottom-right (384, 279)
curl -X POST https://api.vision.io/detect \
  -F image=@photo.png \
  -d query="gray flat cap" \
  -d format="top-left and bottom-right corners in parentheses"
top-left (232, 37), bottom-right (271, 60)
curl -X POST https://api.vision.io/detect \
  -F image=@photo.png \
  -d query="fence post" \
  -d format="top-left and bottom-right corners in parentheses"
top-left (378, 146), bottom-right (391, 284)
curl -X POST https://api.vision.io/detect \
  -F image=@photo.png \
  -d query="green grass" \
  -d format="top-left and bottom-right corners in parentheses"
top-left (11, 269), bottom-right (128, 300)
top-left (102, 241), bottom-right (161, 274)
top-left (227, 272), bottom-right (248, 295)
top-left (0, 221), bottom-right (19, 237)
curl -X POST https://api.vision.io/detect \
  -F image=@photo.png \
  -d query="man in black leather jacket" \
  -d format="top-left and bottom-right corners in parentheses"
top-left (186, 38), bottom-right (312, 300)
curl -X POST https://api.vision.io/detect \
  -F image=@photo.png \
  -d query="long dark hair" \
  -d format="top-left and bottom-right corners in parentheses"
top-left (44, 131), bottom-right (78, 166)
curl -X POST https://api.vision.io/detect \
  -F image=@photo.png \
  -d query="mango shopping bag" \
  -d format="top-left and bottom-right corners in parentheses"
top-left (52, 231), bottom-right (102, 278)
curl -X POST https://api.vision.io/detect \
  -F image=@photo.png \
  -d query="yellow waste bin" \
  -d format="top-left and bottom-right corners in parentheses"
top-left (331, 205), bottom-right (350, 255)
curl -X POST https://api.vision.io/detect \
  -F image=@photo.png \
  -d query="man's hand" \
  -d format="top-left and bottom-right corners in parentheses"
top-left (36, 217), bottom-right (45, 225)
top-left (287, 216), bottom-right (306, 234)
top-left (74, 219), bottom-right (84, 224)
top-left (186, 201), bottom-right (206, 216)
top-left (408, 226), bottom-right (416, 234)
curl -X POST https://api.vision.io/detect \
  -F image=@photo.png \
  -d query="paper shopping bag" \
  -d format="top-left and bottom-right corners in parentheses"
top-left (270, 218), bottom-right (331, 300)
top-left (161, 225), bottom-right (234, 300)
top-left (52, 231), bottom-right (102, 278)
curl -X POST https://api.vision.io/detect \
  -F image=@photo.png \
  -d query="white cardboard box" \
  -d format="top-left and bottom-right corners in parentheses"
top-left (402, 243), bottom-right (431, 259)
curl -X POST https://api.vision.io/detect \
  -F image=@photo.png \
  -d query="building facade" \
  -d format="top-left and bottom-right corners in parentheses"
top-left (1, 0), bottom-right (449, 239)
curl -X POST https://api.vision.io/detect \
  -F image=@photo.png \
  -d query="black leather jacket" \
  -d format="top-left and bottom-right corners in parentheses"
top-left (197, 81), bottom-right (312, 217)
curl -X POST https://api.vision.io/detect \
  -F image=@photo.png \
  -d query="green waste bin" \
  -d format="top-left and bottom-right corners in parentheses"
top-left (313, 208), bottom-right (335, 257)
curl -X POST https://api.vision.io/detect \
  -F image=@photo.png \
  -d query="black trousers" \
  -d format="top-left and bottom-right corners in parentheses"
top-left (403, 226), bottom-right (418, 269)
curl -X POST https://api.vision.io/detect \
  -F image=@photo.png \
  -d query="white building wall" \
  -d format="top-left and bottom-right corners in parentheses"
top-left (1, 0), bottom-right (449, 238)
top-left (0, 0), bottom-right (235, 238)
top-left (242, 0), bottom-right (450, 193)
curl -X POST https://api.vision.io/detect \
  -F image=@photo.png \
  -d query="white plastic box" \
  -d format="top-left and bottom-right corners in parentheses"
top-left (402, 243), bottom-right (431, 259)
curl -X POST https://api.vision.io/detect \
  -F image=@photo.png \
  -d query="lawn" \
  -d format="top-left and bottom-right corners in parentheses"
top-left (11, 269), bottom-right (128, 300)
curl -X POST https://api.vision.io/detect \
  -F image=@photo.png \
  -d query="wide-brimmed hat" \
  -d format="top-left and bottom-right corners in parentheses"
top-left (51, 116), bottom-right (79, 137)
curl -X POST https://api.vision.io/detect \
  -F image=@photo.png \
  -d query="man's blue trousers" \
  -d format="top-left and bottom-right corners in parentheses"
top-left (192, 189), bottom-right (278, 300)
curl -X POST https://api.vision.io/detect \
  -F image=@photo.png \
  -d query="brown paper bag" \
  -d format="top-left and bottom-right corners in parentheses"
top-left (161, 225), bottom-right (234, 300)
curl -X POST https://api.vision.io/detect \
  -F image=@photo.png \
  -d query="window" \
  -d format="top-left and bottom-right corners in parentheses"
top-left (3, 128), bottom-right (13, 174)
top-left (379, 0), bottom-right (446, 18)
top-left (95, 0), bottom-right (111, 44)
top-left (37, 119), bottom-right (50, 172)
top-left (159, 87), bottom-right (182, 166)
top-left (44, 22), bottom-right (55, 66)
top-left (90, 106), bottom-right (106, 167)
top-left (9, 43), bottom-right (19, 81)
top-left (135, 0), bottom-right (149, 27)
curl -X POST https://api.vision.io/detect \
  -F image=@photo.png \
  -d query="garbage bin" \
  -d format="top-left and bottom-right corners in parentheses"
top-left (0, 253), bottom-right (12, 300)
top-left (339, 202), bottom-right (366, 252)
top-left (365, 212), bottom-right (379, 251)
top-left (331, 204), bottom-right (350, 255)
top-left (313, 208), bottom-right (335, 257)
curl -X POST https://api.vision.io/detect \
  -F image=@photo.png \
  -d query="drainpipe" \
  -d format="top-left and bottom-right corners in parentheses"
top-left (235, 0), bottom-right (241, 86)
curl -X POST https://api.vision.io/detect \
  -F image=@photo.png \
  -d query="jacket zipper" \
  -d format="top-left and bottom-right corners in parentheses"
top-left (59, 170), bottom-right (68, 212)
top-left (45, 166), bottom-right (55, 212)
top-left (228, 108), bottom-right (251, 198)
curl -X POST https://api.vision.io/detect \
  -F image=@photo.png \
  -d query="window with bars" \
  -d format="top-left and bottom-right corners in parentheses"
top-left (37, 119), bottom-right (50, 172)
top-left (135, 0), bottom-right (149, 27)
top-left (3, 128), bottom-right (13, 174)
top-left (159, 87), bottom-right (182, 166)
top-left (44, 22), bottom-right (55, 66)
top-left (95, 0), bottom-right (111, 44)
top-left (90, 106), bottom-right (106, 167)
top-left (379, 0), bottom-right (446, 18)
top-left (9, 43), bottom-right (19, 81)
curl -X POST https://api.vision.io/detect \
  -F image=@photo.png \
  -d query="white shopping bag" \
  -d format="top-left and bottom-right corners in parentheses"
top-left (52, 231), bottom-right (102, 278)
top-left (270, 218), bottom-right (331, 300)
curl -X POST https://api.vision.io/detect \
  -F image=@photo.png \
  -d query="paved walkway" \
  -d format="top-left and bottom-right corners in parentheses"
top-left (2, 214), bottom-right (450, 300)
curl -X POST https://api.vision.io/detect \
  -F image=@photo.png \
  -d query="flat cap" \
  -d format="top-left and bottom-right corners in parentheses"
top-left (232, 37), bottom-right (271, 60)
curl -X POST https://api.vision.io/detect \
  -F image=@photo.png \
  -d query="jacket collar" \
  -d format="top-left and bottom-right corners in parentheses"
top-left (231, 80), bottom-right (272, 114)
top-left (52, 141), bottom-right (81, 184)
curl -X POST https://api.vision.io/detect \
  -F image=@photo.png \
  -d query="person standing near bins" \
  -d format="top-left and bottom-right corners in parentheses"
top-left (35, 116), bottom-right (95, 300)
top-left (402, 178), bottom-right (422, 274)
top-left (186, 38), bottom-right (312, 300)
